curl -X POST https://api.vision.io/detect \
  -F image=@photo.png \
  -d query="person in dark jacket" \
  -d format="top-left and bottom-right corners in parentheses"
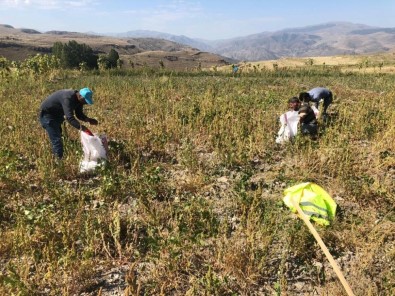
top-left (39, 87), bottom-right (98, 159)
top-left (299, 87), bottom-right (333, 118)
top-left (298, 94), bottom-right (318, 136)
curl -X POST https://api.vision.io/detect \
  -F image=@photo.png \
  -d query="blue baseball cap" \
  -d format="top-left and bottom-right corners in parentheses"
top-left (79, 87), bottom-right (93, 105)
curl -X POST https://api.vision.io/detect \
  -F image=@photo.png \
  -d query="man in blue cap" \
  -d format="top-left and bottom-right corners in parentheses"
top-left (39, 87), bottom-right (98, 159)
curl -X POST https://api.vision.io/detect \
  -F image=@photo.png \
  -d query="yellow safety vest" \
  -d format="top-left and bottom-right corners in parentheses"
top-left (283, 182), bottom-right (337, 226)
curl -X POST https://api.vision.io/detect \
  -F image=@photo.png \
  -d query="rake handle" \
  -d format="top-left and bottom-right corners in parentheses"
top-left (292, 200), bottom-right (355, 296)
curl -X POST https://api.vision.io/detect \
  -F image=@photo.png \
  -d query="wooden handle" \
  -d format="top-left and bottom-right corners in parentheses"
top-left (292, 199), bottom-right (355, 296)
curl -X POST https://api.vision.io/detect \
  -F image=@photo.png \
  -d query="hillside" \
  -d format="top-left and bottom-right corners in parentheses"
top-left (112, 30), bottom-right (213, 52)
top-left (3, 22), bottom-right (395, 64)
top-left (0, 24), bottom-right (233, 69)
top-left (110, 22), bottom-right (395, 61)
top-left (213, 52), bottom-right (395, 75)
top-left (206, 22), bottom-right (395, 61)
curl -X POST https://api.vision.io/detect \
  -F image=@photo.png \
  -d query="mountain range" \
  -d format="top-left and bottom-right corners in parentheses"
top-left (111, 22), bottom-right (395, 61)
top-left (0, 23), bottom-right (236, 70)
top-left (1, 22), bottom-right (395, 64)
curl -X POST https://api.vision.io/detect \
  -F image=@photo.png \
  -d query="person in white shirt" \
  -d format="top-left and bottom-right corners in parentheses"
top-left (275, 97), bottom-right (300, 144)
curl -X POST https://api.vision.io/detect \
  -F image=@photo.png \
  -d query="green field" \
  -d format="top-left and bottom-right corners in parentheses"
top-left (0, 64), bottom-right (394, 295)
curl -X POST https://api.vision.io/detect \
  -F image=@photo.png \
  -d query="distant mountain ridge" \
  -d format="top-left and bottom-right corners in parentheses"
top-left (2, 22), bottom-right (395, 62)
top-left (111, 22), bottom-right (395, 61)
top-left (0, 24), bottom-right (234, 70)
top-left (110, 30), bottom-right (214, 52)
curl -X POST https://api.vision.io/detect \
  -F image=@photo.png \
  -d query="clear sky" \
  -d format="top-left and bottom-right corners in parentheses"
top-left (1, 0), bottom-right (395, 40)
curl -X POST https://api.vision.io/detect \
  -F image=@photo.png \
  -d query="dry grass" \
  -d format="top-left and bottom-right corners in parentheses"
top-left (216, 52), bottom-right (395, 74)
top-left (0, 64), bottom-right (394, 295)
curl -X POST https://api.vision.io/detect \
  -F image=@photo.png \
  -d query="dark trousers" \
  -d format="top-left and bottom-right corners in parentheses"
top-left (39, 112), bottom-right (64, 159)
top-left (300, 123), bottom-right (318, 136)
top-left (312, 91), bottom-right (333, 114)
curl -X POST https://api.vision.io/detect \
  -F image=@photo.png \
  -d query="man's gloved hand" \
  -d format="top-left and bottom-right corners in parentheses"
top-left (88, 118), bottom-right (98, 125)
top-left (82, 126), bottom-right (94, 136)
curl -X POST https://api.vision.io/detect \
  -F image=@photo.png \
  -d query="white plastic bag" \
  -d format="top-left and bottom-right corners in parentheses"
top-left (311, 105), bottom-right (320, 118)
top-left (275, 110), bottom-right (299, 144)
top-left (79, 131), bottom-right (108, 173)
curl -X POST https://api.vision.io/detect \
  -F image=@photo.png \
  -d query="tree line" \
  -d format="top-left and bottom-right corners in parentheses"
top-left (0, 40), bottom-right (121, 73)
top-left (52, 40), bottom-right (120, 70)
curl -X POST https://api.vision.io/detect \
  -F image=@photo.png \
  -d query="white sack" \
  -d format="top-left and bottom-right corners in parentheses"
top-left (275, 110), bottom-right (299, 144)
top-left (79, 131), bottom-right (108, 173)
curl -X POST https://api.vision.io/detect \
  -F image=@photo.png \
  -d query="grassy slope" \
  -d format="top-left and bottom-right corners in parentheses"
top-left (217, 52), bottom-right (395, 74)
top-left (0, 66), bottom-right (394, 295)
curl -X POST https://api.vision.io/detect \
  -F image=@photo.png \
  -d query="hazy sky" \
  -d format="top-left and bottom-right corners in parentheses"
top-left (1, 0), bottom-right (395, 39)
